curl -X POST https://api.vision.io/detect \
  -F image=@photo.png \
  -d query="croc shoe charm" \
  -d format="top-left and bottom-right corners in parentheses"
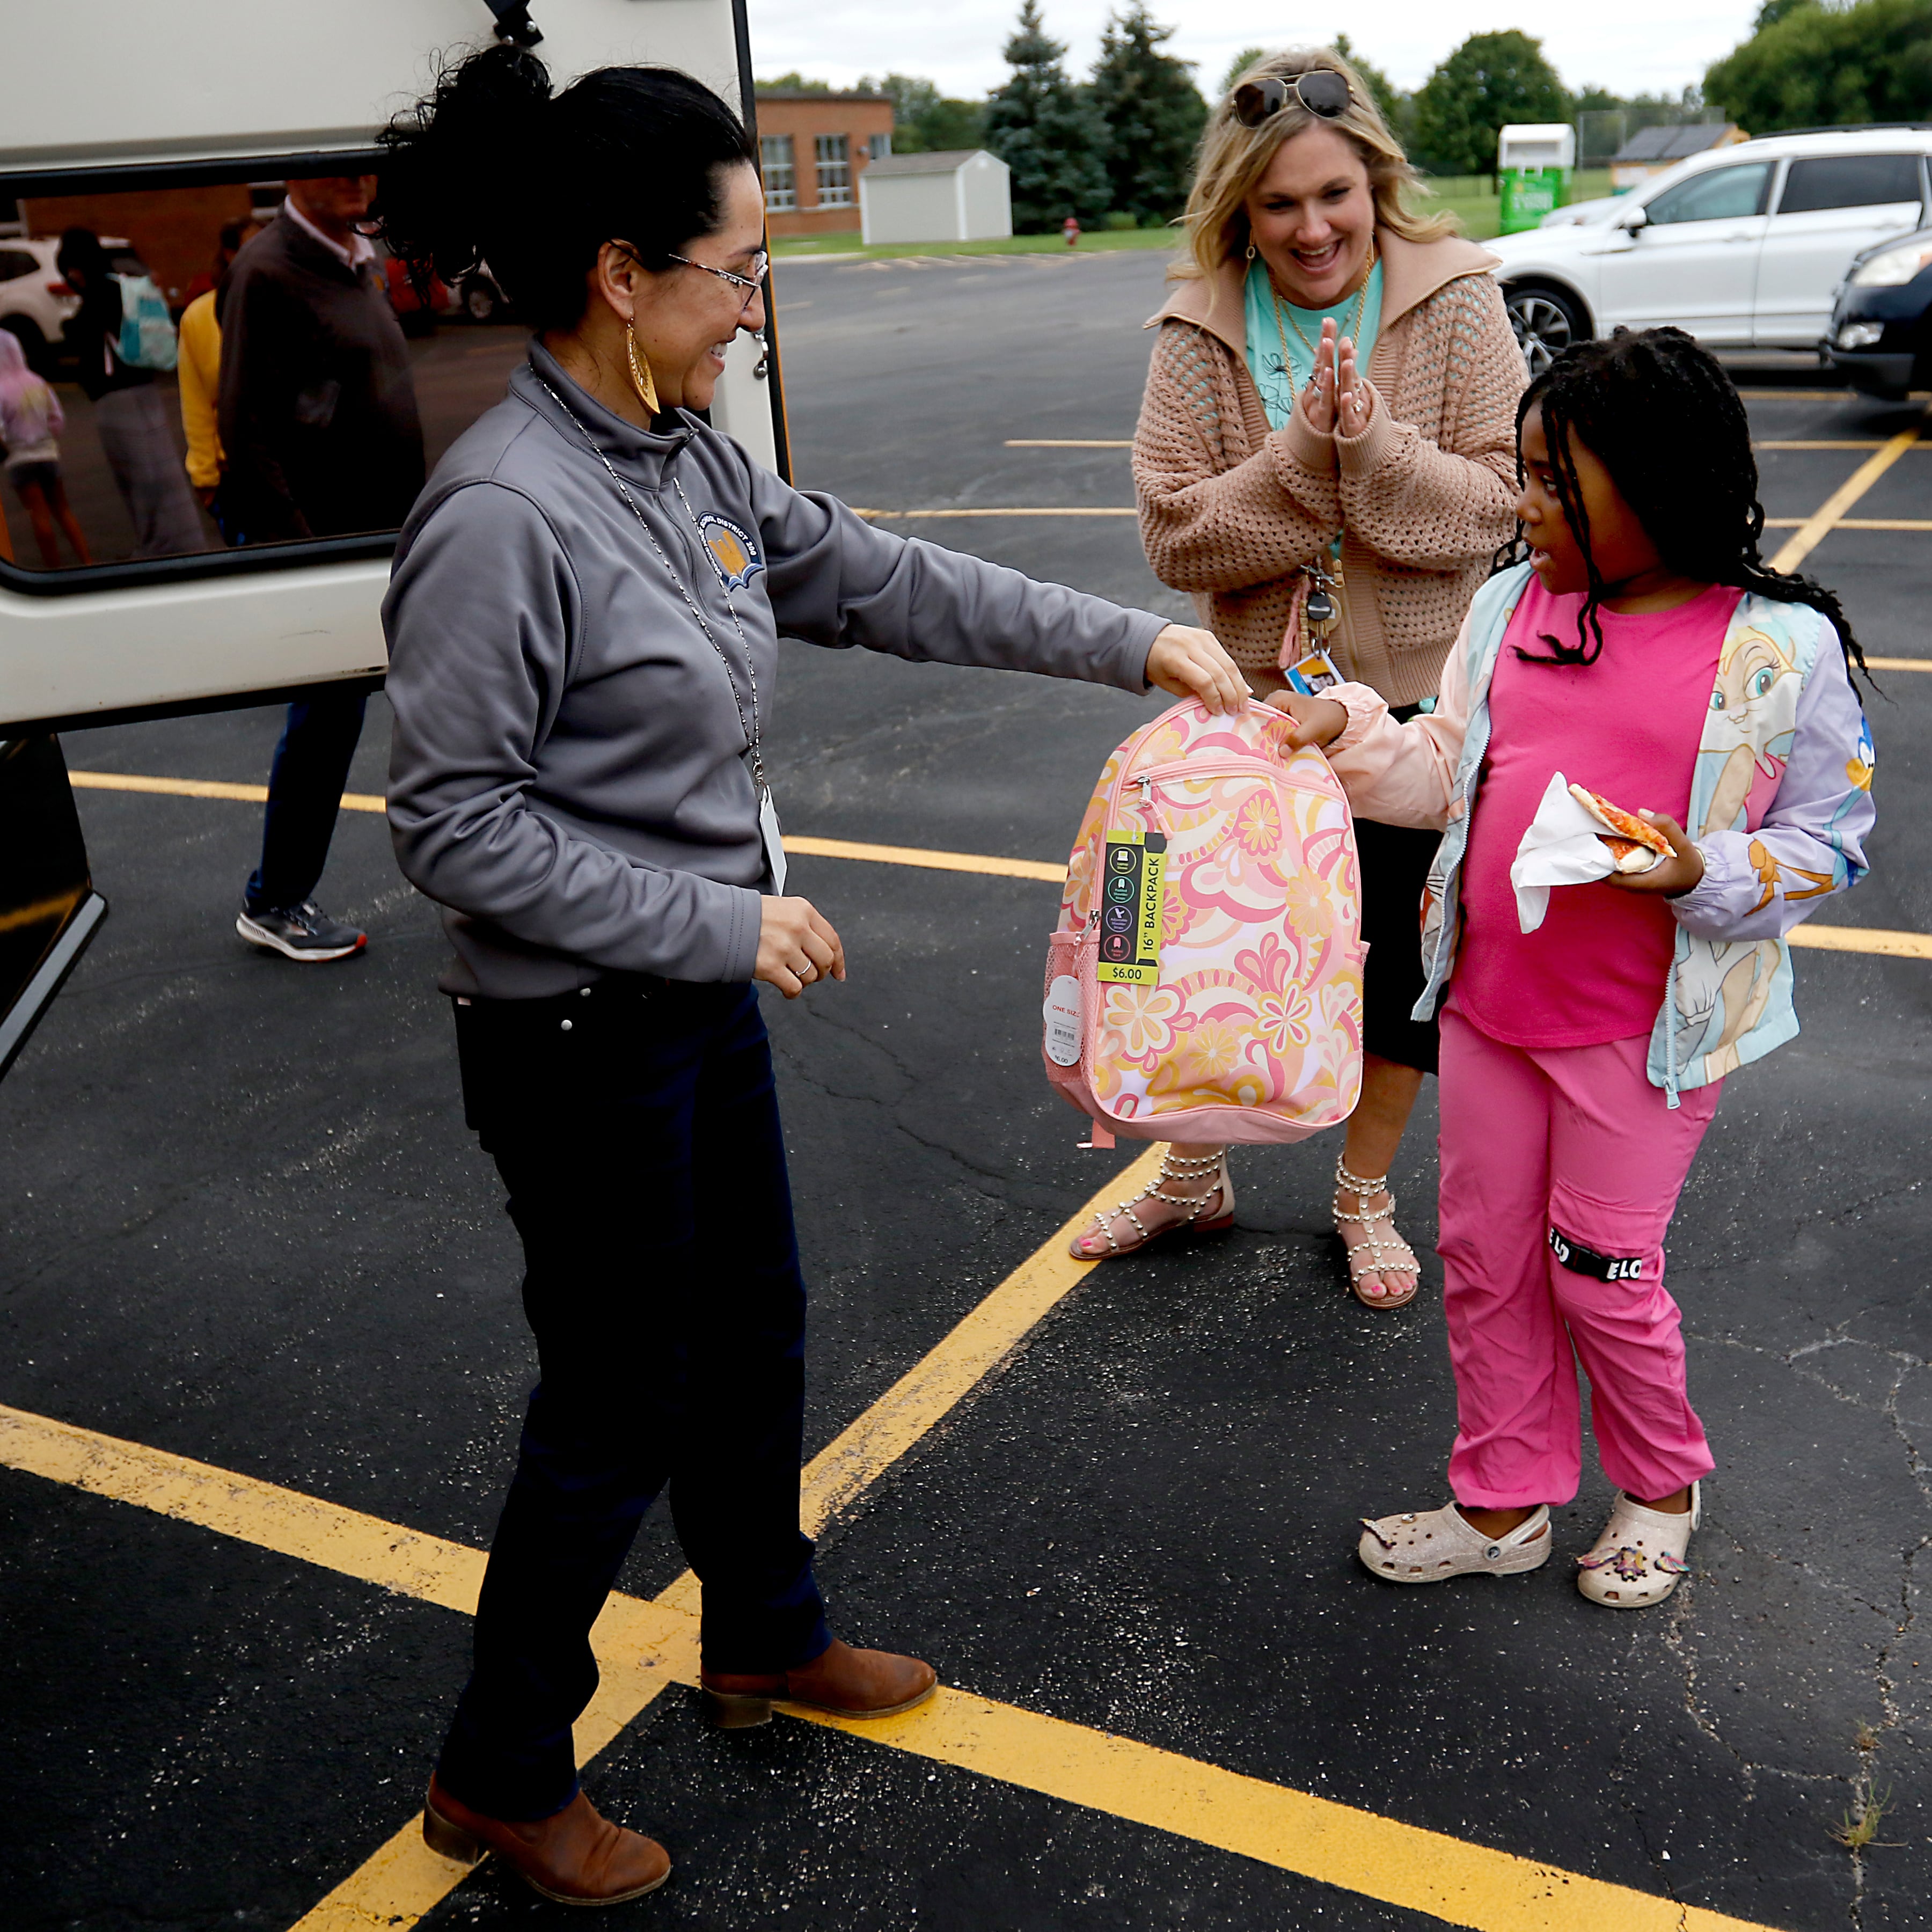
top-left (1576, 1483), bottom-right (1701, 1607)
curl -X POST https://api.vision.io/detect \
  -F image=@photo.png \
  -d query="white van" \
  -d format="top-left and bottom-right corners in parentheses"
top-left (0, 0), bottom-right (789, 1075)
top-left (1488, 126), bottom-right (1932, 372)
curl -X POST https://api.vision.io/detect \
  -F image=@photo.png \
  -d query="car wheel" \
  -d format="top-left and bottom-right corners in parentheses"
top-left (463, 278), bottom-right (500, 324)
top-left (1504, 284), bottom-right (1586, 378)
top-left (1, 315), bottom-right (52, 377)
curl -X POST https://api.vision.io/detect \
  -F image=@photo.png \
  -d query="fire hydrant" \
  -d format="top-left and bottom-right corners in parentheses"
top-left (1062, 216), bottom-right (1081, 248)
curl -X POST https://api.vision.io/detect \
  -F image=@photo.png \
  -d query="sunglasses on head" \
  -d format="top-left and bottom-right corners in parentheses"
top-left (1231, 70), bottom-right (1352, 128)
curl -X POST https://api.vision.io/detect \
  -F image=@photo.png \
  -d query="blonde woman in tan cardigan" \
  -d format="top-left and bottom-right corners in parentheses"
top-left (1072, 48), bottom-right (1526, 1305)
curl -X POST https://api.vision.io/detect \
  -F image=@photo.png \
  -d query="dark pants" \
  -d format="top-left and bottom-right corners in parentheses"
top-left (437, 978), bottom-right (830, 1821)
top-left (1355, 815), bottom-right (1441, 1078)
top-left (245, 691), bottom-right (367, 912)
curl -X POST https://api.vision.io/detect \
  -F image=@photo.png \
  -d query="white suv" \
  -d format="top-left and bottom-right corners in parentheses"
top-left (1488, 128), bottom-right (1932, 372)
top-left (0, 235), bottom-right (82, 374)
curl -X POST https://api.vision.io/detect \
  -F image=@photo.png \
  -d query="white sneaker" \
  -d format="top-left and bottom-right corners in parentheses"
top-left (1357, 1501), bottom-right (1553, 1583)
top-left (1575, 1483), bottom-right (1701, 1608)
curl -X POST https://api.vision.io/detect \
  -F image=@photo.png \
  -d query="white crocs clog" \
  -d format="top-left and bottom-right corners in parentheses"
top-left (1356, 1501), bottom-right (1553, 1583)
top-left (1575, 1483), bottom-right (1700, 1608)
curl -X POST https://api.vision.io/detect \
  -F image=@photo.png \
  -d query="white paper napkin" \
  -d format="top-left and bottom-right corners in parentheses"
top-left (1509, 771), bottom-right (1619, 933)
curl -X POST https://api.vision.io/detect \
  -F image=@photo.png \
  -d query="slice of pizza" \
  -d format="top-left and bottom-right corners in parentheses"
top-left (1568, 784), bottom-right (1673, 874)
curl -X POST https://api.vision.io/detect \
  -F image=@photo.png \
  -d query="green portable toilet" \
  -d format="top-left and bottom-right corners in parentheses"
top-left (1498, 123), bottom-right (1576, 233)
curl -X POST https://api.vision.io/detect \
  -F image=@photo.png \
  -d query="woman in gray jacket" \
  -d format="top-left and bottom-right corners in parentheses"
top-left (377, 47), bottom-right (1243, 1904)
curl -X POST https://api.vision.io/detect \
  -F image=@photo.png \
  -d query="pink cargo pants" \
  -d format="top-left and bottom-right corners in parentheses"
top-left (1436, 1003), bottom-right (1721, 1509)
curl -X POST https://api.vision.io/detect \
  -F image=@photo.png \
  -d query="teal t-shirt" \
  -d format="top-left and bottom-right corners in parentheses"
top-left (1242, 255), bottom-right (1384, 431)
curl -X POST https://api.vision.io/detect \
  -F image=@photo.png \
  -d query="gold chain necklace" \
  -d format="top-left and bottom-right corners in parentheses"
top-left (1267, 236), bottom-right (1377, 399)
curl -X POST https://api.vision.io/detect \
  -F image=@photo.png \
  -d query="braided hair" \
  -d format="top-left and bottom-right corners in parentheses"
top-left (1508, 326), bottom-right (1868, 682)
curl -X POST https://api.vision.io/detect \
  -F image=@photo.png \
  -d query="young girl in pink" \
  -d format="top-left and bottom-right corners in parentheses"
top-left (1282, 327), bottom-right (1875, 1604)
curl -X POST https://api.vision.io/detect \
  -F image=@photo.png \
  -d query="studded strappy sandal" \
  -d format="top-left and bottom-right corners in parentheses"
top-left (1069, 1150), bottom-right (1234, 1260)
top-left (1333, 1156), bottom-right (1421, 1308)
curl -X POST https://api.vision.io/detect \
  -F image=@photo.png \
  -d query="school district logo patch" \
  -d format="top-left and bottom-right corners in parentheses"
top-left (696, 513), bottom-right (764, 592)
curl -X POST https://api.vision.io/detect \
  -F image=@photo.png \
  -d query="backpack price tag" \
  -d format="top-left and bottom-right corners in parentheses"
top-left (1096, 828), bottom-right (1168, 984)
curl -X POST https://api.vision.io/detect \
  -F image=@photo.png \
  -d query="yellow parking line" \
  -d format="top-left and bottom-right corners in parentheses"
top-left (0, 1180), bottom-right (1794, 1932)
top-left (785, 832), bottom-right (1063, 882)
top-left (1861, 655), bottom-right (1932, 671)
top-left (63, 769), bottom-right (1923, 958)
top-left (1788, 923), bottom-right (1932, 958)
top-left (1768, 428), bottom-right (1922, 570)
top-left (1004, 439), bottom-right (1133, 448)
top-left (1762, 517), bottom-right (1932, 531)
top-left (803, 1692), bottom-right (1777, 1932)
top-left (0, 1148), bottom-right (1165, 1930)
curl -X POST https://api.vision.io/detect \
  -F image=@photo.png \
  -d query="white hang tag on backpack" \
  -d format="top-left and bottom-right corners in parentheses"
top-left (759, 788), bottom-right (788, 895)
top-left (1043, 976), bottom-right (1083, 1066)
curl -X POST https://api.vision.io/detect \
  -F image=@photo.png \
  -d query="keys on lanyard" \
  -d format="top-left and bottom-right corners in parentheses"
top-left (1302, 554), bottom-right (1343, 647)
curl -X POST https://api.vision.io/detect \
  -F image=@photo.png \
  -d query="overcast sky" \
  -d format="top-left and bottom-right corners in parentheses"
top-left (745, 2), bottom-right (1763, 106)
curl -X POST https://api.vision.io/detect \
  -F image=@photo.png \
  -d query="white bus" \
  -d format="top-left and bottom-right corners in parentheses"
top-left (0, 0), bottom-right (788, 1076)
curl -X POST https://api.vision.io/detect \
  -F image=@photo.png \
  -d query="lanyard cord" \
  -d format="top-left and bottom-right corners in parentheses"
top-left (536, 375), bottom-right (768, 797)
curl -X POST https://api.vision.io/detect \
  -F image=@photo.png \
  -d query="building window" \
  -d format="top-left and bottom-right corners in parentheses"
top-left (868, 132), bottom-right (892, 161)
top-left (815, 133), bottom-right (852, 207)
top-left (760, 134), bottom-right (796, 211)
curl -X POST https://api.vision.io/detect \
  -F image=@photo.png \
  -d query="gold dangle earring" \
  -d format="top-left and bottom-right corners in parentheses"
top-left (625, 318), bottom-right (659, 415)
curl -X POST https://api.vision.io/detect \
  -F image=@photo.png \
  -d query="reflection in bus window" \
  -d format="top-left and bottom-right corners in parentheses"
top-left (0, 171), bottom-right (526, 575)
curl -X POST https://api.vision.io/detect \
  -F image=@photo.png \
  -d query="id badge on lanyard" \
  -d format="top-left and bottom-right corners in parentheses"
top-left (759, 785), bottom-right (788, 894)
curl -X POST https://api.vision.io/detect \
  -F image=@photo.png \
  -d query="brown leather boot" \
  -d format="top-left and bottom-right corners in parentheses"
top-left (422, 1776), bottom-right (671, 1904)
top-left (700, 1637), bottom-right (938, 1729)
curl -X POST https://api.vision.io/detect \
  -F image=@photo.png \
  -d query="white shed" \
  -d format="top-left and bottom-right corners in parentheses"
top-left (859, 149), bottom-right (1013, 246)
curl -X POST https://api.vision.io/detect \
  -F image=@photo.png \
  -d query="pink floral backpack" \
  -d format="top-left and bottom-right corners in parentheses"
top-left (1042, 698), bottom-right (1364, 1147)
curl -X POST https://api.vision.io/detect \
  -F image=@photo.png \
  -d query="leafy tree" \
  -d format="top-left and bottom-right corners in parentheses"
top-left (1219, 47), bottom-right (1270, 96)
top-left (1707, 0), bottom-right (1932, 130)
top-left (755, 72), bottom-right (838, 96)
top-left (1333, 33), bottom-right (1411, 146)
top-left (1088, 5), bottom-right (1208, 225)
top-left (859, 73), bottom-right (987, 153)
top-left (1409, 30), bottom-right (1572, 177)
top-left (1753, 0), bottom-right (1814, 28)
top-left (984, 1), bottom-right (1110, 229)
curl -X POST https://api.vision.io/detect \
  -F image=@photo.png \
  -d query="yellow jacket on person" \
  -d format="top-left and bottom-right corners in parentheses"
top-left (177, 290), bottom-right (222, 490)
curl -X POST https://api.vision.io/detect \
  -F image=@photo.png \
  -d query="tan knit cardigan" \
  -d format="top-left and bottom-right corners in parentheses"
top-left (1133, 230), bottom-right (1527, 707)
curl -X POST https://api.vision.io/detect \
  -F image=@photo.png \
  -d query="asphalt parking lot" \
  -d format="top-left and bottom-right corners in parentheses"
top-left (2, 245), bottom-right (1929, 1931)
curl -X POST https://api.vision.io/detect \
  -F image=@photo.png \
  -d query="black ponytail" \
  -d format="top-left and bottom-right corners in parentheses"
top-left (1510, 327), bottom-right (1869, 684)
top-left (375, 43), bottom-right (755, 331)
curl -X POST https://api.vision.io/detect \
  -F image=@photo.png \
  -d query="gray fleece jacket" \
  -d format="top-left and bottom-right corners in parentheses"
top-left (384, 343), bottom-right (1167, 998)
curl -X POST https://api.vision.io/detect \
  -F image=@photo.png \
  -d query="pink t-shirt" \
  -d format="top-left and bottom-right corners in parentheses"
top-left (1453, 579), bottom-right (1739, 1049)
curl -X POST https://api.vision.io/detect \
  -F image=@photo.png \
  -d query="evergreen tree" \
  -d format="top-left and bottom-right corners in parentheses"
top-left (984, 1), bottom-right (1110, 230)
top-left (1409, 30), bottom-right (1571, 177)
top-left (1707, 0), bottom-right (1932, 130)
top-left (1088, 5), bottom-right (1208, 225)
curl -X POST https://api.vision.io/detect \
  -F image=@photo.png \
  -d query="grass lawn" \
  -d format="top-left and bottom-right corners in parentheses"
top-left (1411, 169), bottom-right (1617, 241)
top-left (767, 170), bottom-right (1620, 262)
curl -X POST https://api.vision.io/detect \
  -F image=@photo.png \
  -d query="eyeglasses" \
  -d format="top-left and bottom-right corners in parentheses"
top-left (1231, 70), bottom-right (1352, 128)
top-left (667, 249), bottom-right (770, 306)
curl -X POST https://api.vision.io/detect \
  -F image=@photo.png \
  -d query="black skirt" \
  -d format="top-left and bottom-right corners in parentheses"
top-left (1353, 813), bottom-right (1441, 1077)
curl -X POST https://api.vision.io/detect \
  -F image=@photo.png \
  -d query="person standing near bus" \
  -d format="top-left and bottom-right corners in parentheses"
top-left (219, 177), bottom-right (425, 963)
top-left (1084, 48), bottom-right (1526, 1306)
top-left (56, 227), bottom-right (203, 560)
top-left (377, 45), bottom-right (1248, 1905)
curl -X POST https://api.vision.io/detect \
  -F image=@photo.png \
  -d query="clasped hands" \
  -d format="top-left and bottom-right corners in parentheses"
top-left (1297, 316), bottom-right (1373, 440)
